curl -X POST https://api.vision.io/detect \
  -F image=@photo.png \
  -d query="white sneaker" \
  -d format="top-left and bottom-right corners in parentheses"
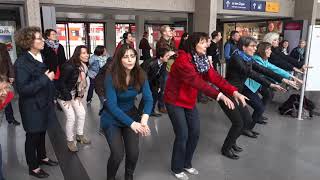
top-left (184, 168), bottom-right (199, 175)
top-left (174, 172), bottom-right (189, 180)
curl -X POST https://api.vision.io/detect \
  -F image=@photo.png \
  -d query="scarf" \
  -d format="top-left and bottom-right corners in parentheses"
top-left (237, 50), bottom-right (253, 62)
top-left (297, 48), bottom-right (305, 56)
top-left (192, 52), bottom-right (210, 73)
top-left (45, 39), bottom-right (59, 49)
top-left (77, 64), bottom-right (88, 98)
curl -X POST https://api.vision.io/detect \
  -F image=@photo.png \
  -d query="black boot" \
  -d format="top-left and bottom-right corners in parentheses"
top-left (221, 148), bottom-right (239, 160)
top-left (232, 144), bottom-right (243, 153)
top-left (242, 130), bottom-right (258, 138)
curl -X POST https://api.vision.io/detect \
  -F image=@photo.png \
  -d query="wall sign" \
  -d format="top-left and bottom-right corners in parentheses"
top-left (266, 2), bottom-right (280, 13)
top-left (250, 1), bottom-right (266, 12)
top-left (223, 0), bottom-right (251, 11)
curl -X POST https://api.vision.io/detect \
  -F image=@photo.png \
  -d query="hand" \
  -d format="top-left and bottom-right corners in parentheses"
top-left (293, 67), bottom-right (304, 74)
top-left (218, 94), bottom-right (235, 110)
top-left (270, 84), bottom-right (287, 92)
top-left (62, 101), bottom-right (71, 109)
top-left (282, 79), bottom-right (299, 90)
top-left (130, 122), bottom-right (145, 134)
top-left (9, 78), bottom-right (14, 83)
top-left (292, 76), bottom-right (303, 84)
top-left (233, 91), bottom-right (249, 107)
top-left (45, 70), bottom-right (55, 81)
top-left (141, 124), bottom-right (151, 136)
top-left (75, 97), bottom-right (83, 106)
top-left (208, 56), bottom-right (213, 68)
top-left (302, 65), bottom-right (313, 72)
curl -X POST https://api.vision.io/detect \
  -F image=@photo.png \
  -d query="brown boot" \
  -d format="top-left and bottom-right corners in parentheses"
top-left (76, 134), bottom-right (91, 144)
top-left (67, 141), bottom-right (78, 152)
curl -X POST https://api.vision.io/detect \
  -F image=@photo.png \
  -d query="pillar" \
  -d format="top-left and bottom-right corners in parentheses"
top-left (25, 0), bottom-right (41, 27)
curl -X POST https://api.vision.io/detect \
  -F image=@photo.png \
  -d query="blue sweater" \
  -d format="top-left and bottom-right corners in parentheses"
top-left (101, 75), bottom-right (153, 128)
top-left (245, 55), bottom-right (292, 93)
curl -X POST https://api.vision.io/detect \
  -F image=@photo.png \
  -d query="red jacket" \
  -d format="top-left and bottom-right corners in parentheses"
top-left (164, 50), bottom-right (237, 109)
top-left (0, 91), bottom-right (14, 110)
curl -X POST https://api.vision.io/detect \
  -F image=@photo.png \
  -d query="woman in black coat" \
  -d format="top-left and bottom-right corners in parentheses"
top-left (14, 26), bottom-right (58, 178)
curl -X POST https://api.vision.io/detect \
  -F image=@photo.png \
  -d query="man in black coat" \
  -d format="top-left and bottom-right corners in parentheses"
top-left (142, 47), bottom-right (170, 117)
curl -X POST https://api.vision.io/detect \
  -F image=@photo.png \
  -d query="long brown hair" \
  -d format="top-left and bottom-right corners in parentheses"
top-left (110, 45), bottom-right (145, 91)
top-left (69, 45), bottom-right (88, 67)
top-left (256, 42), bottom-right (272, 59)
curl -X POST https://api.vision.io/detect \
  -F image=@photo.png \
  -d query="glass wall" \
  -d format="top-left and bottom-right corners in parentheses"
top-left (56, 22), bottom-right (105, 58)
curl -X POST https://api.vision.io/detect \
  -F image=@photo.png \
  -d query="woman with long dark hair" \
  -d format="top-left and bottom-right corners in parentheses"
top-left (164, 32), bottom-right (247, 180)
top-left (14, 26), bottom-right (58, 178)
top-left (178, 32), bottom-right (189, 50)
top-left (101, 45), bottom-right (153, 180)
top-left (58, 45), bottom-right (91, 152)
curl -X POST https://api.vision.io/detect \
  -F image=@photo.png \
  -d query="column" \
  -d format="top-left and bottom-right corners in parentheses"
top-left (106, 20), bottom-right (116, 56)
top-left (41, 6), bottom-right (57, 30)
top-left (193, 0), bottom-right (217, 34)
top-left (135, 15), bottom-right (145, 58)
top-left (25, 0), bottom-right (41, 27)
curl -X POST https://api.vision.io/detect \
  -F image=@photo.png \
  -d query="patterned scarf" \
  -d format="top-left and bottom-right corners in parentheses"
top-left (45, 39), bottom-right (59, 49)
top-left (192, 52), bottom-right (210, 73)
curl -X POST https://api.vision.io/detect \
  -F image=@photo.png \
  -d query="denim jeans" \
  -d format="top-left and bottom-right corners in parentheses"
top-left (165, 103), bottom-right (200, 174)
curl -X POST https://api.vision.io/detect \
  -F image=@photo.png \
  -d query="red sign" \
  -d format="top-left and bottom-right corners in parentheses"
top-left (285, 22), bottom-right (303, 30)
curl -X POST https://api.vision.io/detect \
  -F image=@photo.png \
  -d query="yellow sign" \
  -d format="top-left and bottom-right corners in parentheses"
top-left (266, 2), bottom-right (280, 13)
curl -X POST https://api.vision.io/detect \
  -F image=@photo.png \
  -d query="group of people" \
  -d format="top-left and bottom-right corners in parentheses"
top-left (0, 23), bottom-right (309, 180)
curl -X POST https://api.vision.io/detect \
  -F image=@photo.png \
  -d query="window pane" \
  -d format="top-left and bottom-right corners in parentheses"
top-left (56, 23), bottom-right (69, 58)
top-left (68, 23), bottom-right (86, 57)
top-left (89, 23), bottom-right (105, 54)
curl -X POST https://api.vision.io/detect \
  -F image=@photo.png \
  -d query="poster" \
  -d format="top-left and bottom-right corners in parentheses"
top-left (0, 26), bottom-right (17, 62)
top-left (306, 26), bottom-right (320, 91)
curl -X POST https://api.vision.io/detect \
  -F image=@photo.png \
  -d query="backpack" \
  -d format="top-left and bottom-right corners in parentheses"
top-left (278, 94), bottom-right (315, 118)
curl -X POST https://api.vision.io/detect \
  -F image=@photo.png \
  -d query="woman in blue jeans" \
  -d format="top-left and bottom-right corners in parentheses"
top-left (164, 32), bottom-right (247, 180)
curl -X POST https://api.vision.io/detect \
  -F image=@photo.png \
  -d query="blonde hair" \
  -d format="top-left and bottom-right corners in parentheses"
top-left (160, 25), bottom-right (170, 35)
top-left (263, 32), bottom-right (279, 44)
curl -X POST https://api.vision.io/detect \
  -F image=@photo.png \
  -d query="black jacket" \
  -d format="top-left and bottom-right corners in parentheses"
top-left (227, 54), bottom-right (283, 92)
top-left (57, 62), bottom-right (81, 101)
top-left (139, 38), bottom-right (152, 60)
top-left (147, 59), bottom-right (166, 93)
top-left (41, 43), bottom-right (67, 73)
top-left (207, 41), bottom-right (220, 69)
top-left (14, 52), bottom-right (56, 133)
top-left (269, 47), bottom-right (304, 71)
top-left (290, 47), bottom-right (305, 64)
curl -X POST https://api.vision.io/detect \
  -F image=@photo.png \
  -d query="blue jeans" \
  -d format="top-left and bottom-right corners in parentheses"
top-left (242, 86), bottom-right (265, 129)
top-left (166, 103), bottom-right (200, 174)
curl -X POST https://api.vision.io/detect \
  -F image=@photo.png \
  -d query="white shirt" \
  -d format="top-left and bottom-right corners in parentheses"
top-left (28, 51), bottom-right (43, 63)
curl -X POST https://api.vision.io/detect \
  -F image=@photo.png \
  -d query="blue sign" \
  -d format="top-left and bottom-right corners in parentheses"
top-left (250, 1), bottom-right (266, 12)
top-left (223, 0), bottom-right (251, 11)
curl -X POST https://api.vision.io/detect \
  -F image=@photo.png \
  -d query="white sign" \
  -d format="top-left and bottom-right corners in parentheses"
top-left (306, 26), bottom-right (320, 91)
top-left (0, 26), bottom-right (17, 63)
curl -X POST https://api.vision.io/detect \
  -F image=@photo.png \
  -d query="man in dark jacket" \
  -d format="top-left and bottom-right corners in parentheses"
top-left (224, 30), bottom-right (240, 62)
top-left (207, 31), bottom-right (222, 70)
top-left (139, 32), bottom-right (152, 61)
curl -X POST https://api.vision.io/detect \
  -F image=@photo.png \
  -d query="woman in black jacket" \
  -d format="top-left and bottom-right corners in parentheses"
top-left (220, 36), bottom-right (287, 160)
top-left (14, 26), bottom-right (58, 178)
top-left (41, 29), bottom-right (67, 80)
top-left (57, 45), bottom-right (91, 152)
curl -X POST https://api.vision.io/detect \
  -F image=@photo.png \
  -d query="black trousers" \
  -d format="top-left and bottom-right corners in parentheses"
top-left (4, 102), bottom-right (15, 122)
top-left (219, 98), bottom-right (252, 150)
top-left (25, 132), bottom-right (47, 171)
top-left (260, 86), bottom-right (274, 106)
top-left (103, 127), bottom-right (139, 179)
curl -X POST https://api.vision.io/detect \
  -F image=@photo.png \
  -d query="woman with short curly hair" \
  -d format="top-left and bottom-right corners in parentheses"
top-left (14, 26), bottom-right (58, 178)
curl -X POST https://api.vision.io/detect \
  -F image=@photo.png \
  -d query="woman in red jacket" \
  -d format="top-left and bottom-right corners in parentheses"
top-left (164, 32), bottom-right (247, 180)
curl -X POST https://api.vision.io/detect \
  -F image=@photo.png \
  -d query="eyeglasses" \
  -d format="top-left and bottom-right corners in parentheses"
top-left (248, 44), bottom-right (257, 48)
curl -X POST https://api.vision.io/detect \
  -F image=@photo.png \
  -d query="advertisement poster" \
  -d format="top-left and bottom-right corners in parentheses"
top-left (0, 26), bottom-right (17, 62)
